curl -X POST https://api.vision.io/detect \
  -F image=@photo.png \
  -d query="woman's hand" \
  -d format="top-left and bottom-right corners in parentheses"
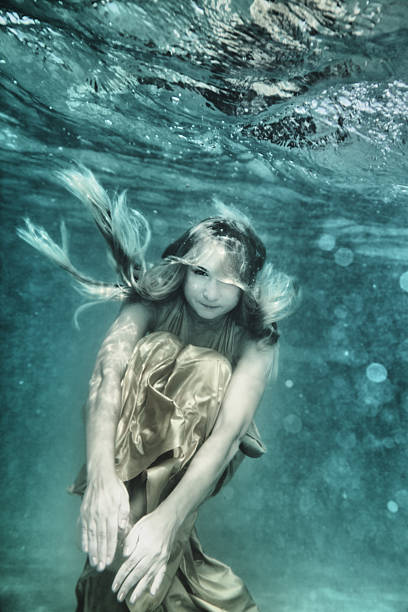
top-left (112, 507), bottom-right (175, 605)
top-left (80, 474), bottom-right (130, 571)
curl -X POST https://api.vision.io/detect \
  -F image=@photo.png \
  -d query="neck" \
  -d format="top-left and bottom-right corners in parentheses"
top-left (184, 301), bottom-right (227, 334)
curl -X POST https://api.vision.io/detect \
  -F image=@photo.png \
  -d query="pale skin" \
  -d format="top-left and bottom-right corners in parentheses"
top-left (80, 244), bottom-right (277, 604)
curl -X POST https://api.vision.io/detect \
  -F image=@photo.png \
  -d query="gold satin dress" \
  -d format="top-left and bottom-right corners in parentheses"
top-left (75, 299), bottom-right (266, 611)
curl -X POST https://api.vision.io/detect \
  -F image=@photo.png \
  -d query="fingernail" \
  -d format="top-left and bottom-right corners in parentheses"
top-left (97, 562), bottom-right (104, 572)
top-left (117, 592), bottom-right (124, 602)
top-left (119, 519), bottom-right (127, 529)
top-left (106, 556), bottom-right (112, 566)
top-left (123, 548), bottom-right (129, 556)
top-left (112, 582), bottom-right (118, 592)
top-left (91, 556), bottom-right (97, 566)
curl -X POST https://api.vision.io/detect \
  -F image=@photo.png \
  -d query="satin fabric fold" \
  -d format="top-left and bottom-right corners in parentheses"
top-left (75, 331), bottom-right (260, 611)
top-left (114, 331), bottom-right (232, 512)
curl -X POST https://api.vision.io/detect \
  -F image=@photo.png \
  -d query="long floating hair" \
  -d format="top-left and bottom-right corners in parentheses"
top-left (17, 167), bottom-right (300, 335)
top-left (17, 167), bottom-right (151, 304)
top-left (55, 167), bottom-right (151, 288)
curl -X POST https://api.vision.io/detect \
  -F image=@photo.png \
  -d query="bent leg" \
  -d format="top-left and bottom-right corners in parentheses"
top-left (75, 559), bottom-right (128, 612)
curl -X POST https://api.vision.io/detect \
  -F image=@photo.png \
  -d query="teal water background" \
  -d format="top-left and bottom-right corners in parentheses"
top-left (1, 1), bottom-right (408, 610)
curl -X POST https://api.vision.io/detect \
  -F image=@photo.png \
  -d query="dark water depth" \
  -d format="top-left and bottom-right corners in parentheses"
top-left (1, 1), bottom-right (408, 610)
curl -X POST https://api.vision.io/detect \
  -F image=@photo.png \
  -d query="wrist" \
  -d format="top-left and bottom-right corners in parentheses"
top-left (87, 454), bottom-right (117, 482)
top-left (157, 494), bottom-right (188, 531)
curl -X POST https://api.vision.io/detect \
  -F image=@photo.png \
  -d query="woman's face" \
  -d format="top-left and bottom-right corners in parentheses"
top-left (183, 242), bottom-right (241, 321)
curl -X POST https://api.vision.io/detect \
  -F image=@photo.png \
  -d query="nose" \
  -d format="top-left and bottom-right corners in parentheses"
top-left (202, 278), bottom-right (218, 302)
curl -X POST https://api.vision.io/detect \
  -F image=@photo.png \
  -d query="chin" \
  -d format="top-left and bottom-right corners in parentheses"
top-left (195, 304), bottom-right (224, 319)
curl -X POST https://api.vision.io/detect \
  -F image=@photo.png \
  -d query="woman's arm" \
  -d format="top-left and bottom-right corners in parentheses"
top-left (163, 339), bottom-right (277, 521)
top-left (113, 339), bottom-right (278, 603)
top-left (80, 300), bottom-right (153, 571)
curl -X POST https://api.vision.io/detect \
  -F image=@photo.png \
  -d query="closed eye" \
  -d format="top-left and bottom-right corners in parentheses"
top-left (192, 266), bottom-right (208, 277)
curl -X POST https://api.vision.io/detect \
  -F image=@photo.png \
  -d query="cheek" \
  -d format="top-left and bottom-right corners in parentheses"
top-left (224, 286), bottom-right (241, 309)
top-left (183, 273), bottom-right (200, 299)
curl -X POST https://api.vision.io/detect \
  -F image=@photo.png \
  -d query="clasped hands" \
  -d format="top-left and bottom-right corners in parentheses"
top-left (80, 474), bottom-right (172, 604)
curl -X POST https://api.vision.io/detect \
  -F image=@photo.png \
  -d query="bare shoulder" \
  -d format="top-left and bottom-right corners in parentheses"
top-left (235, 337), bottom-right (279, 382)
top-left (213, 337), bottom-right (278, 440)
top-left (118, 299), bottom-right (157, 328)
top-left (103, 299), bottom-right (156, 349)
top-left (96, 300), bottom-right (157, 376)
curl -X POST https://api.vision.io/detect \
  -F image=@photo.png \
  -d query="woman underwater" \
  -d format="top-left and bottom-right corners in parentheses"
top-left (18, 168), bottom-right (298, 611)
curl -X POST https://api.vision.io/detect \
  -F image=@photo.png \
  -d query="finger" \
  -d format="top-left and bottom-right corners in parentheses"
top-left (96, 519), bottom-right (108, 571)
top-left (150, 563), bottom-right (167, 596)
top-left (106, 516), bottom-right (118, 566)
top-left (116, 561), bottom-right (146, 603)
top-left (129, 572), bottom-right (153, 605)
top-left (118, 498), bottom-right (130, 531)
top-left (112, 554), bottom-right (143, 594)
top-left (123, 527), bottom-right (140, 557)
top-left (87, 519), bottom-right (98, 567)
top-left (80, 518), bottom-right (88, 554)
top-left (80, 502), bottom-right (91, 554)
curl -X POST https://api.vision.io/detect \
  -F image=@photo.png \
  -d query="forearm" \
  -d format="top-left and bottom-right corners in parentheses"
top-left (158, 343), bottom-right (276, 529)
top-left (84, 301), bottom-right (153, 480)
top-left (159, 430), bottom-right (240, 528)
top-left (85, 373), bottom-right (122, 479)
top-left (113, 430), bottom-right (241, 600)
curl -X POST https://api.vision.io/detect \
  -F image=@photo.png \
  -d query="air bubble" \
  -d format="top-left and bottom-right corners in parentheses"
top-left (366, 362), bottom-right (387, 383)
top-left (399, 271), bottom-right (408, 292)
top-left (387, 500), bottom-right (398, 513)
top-left (285, 379), bottom-right (294, 388)
top-left (317, 233), bottom-right (336, 251)
top-left (334, 306), bottom-right (347, 319)
top-left (334, 248), bottom-right (354, 267)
